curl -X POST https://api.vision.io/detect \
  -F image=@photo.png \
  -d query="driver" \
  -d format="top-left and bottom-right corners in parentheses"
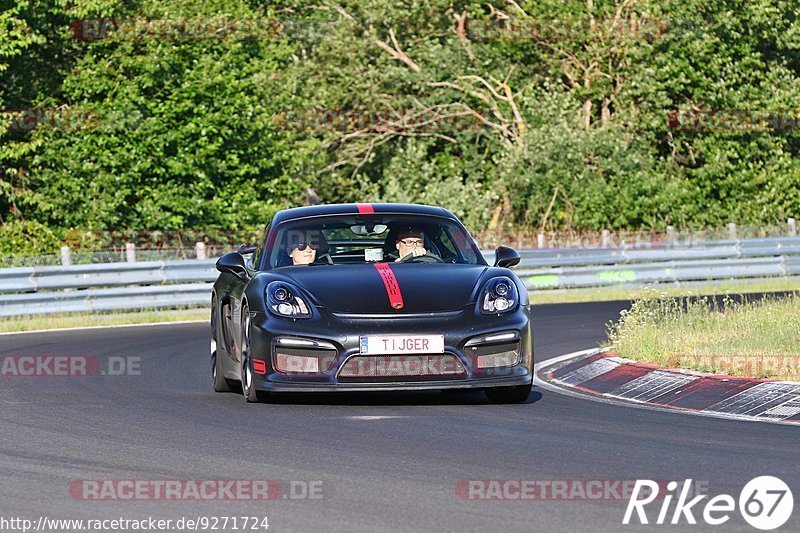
top-left (394, 226), bottom-right (428, 262)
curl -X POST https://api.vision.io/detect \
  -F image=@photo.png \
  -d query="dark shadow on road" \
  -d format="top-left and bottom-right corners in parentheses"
top-left (234, 388), bottom-right (544, 406)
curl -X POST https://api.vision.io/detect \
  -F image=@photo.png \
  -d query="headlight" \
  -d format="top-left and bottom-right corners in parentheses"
top-left (480, 277), bottom-right (519, 315)
top-left (266, 281), bottom-right (312, 319)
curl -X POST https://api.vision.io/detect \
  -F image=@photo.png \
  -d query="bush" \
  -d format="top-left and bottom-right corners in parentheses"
top-left (0, 219), bottom-right (62, 255)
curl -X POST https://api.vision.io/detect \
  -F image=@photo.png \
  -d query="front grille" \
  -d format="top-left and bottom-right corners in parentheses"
top-left (338, 354), bottom-right (466, 382)
top-left (331, 311), bottom-right (463, 320)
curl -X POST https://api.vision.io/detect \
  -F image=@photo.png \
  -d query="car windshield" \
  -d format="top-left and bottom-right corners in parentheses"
top-left (264, 214), bottom-right (484, 268)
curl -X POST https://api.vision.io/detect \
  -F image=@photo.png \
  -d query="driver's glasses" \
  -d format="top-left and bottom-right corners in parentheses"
top-left (295, 242), bottom-right (318, 251)
top-left (399, 239), bottom-right (424, 247)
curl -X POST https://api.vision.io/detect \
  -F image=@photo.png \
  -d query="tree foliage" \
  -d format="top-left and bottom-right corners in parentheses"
top-left (1, 0), bottom-right (798, 252)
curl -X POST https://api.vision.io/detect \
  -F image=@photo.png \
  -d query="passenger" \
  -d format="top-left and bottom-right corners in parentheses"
top-left (288, 241), bottom-right (318, 265)
top-left (286, 230), bottom-right (326, 265)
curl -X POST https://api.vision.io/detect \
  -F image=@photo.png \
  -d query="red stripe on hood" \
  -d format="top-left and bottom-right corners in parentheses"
top-left (373, 263), bottom-right (404, 310)
top-left (356, 203), bottom-right (375, 214)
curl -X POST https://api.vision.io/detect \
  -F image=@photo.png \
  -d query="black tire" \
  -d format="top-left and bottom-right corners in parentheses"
top-left (485, 382), bottom-right (532, 404)
top-left (240, 305), bottom-right (263, 403)
top-left (211, 295), bottom-right (232, 392)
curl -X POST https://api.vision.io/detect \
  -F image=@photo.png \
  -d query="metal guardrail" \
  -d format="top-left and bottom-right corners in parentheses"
top-left (512, 238), bottom-right (800, 266)
top-left (519, 256), bottom-right (800, 290)
top-left (0, 284), bottom-right (212, 316)
top-left (3, 237), bottom-right (800, 316)
top-left (507, 237), bottom-right (800, 289)
top-left (0, 260), bottom-right (217, 316)
top-left (0, 260), bottom-right (217, 293)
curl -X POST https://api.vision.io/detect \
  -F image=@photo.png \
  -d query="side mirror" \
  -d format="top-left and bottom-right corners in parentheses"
top-left (494, 245), bottom-right (520, 268)
top-left (216, 251), bottom-right (248, 278)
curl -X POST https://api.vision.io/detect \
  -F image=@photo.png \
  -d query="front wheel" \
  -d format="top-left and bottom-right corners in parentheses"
top-left (211, 295), bottom-right (232, 392)
top-left (240, 305), bottom-right (263, 403)
top-left (485, 382), bottom-right (532, 404)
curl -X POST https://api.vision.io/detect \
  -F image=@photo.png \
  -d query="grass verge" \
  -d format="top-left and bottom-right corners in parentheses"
top-left (0, 308), bottom-right (208, 333)
top-left (530, 277), bottom-right (800, 304)
top-left (607, 292), bottom-right (800, 381)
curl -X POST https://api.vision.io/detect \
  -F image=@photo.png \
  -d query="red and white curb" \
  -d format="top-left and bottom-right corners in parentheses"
top-left (535, 349), bottom-right (800, 425)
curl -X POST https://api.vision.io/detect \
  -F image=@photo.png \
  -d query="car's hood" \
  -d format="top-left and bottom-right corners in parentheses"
top-left (275, 263), bottom-right (488, 314)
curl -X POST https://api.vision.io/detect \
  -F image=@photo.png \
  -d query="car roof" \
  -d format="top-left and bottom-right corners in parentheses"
top-left (272, 203), bottom-right (454, 224)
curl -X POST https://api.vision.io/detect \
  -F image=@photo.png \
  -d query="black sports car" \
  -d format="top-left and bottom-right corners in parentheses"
top-left (210, 203), bottom-right (533, 403)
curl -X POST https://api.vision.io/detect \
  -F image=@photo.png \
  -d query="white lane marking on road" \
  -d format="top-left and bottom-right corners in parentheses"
top-left (0, 320), bottom-right (207, 336)
top-left (534, 349), bottom-right (800, 427)
top-left (608, 370), bottom-right (697, 402)
top-left (708, 382), bottom-right (800, 416)
top-left (532, 348), bottom-right (605, 374)
top-left (553, 357), bottom-right (624, 386)
top-left (346, 416), bottom-right (405, 420)
top-left (761, 396), bottom-right (800, 419)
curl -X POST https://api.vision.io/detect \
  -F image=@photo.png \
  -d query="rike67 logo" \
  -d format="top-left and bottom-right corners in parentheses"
top-left (624, 477), bottom-right (794, 530)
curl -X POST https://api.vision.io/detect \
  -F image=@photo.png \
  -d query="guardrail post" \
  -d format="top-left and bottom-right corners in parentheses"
top-left (789, 218), bottom-right (797, 237)
top-left (60, 246), bottom-right (72, 266)
top-left (601, 229), bottom-right (611, 248)
top-left (125, 242), bottom-right (136, 263)
top-left (537, 233), bottom-right (545, 249)
top-left (727, 222), bottom-right (737, 240)
top-left (667, 225), bottom-right (676, 245)
top-left (196, 242), bottom-right (207, 260)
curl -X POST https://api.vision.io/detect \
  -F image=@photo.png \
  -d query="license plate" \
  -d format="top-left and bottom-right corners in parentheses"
top-left (359, 334), bottom-right (445, 355)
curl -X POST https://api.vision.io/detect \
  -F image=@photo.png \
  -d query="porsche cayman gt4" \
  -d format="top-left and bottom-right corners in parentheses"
top-left (210, 203), bottom-right (533, 403)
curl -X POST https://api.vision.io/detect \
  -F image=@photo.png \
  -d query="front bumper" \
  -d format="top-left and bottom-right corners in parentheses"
top-left (247, 304), bottom-right (533, 393)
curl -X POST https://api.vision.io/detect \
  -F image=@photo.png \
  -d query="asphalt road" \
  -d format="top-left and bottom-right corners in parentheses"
top-left (1, 301), bottom-right (797, 533)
